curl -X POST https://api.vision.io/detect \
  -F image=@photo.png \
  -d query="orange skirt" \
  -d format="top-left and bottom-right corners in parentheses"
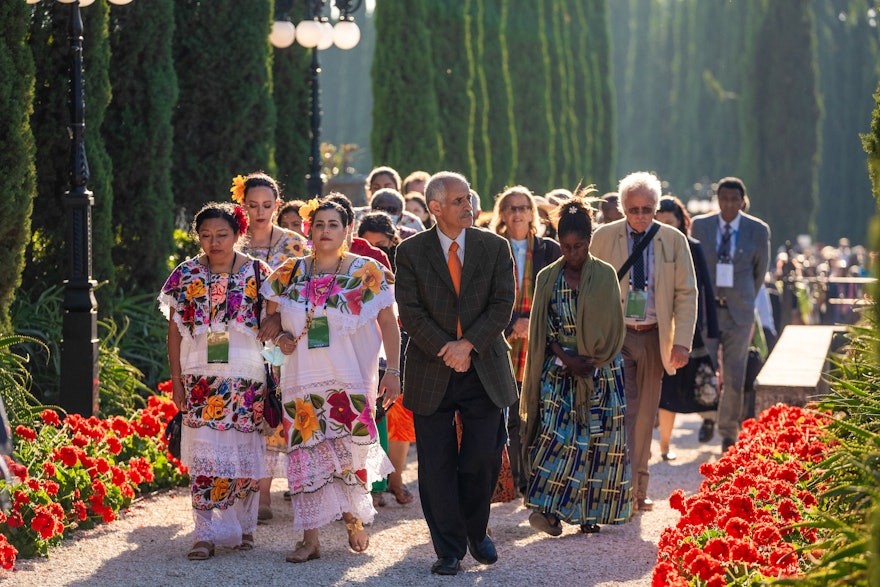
top-left (386, 401), bottom-right (416, 442)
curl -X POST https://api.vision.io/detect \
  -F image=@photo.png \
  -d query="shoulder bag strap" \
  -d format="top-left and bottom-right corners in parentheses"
top-left (253, 260), bottom-right (263, 329)
top-left (616, 222), bottom-right (660, 282)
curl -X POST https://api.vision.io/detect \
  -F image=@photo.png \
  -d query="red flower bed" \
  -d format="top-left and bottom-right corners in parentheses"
top-left (653, 404), bottom-right (831, 586)
top-left (0, 384), bottom-right (188, 570)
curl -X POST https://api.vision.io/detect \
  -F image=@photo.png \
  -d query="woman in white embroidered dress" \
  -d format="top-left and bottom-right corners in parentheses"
top-left (262, 199), bottom-right (400, 563)
top-left (233, 172), bottom-right (309, 520)
top-left (161, 203), bottom-right (271, 560)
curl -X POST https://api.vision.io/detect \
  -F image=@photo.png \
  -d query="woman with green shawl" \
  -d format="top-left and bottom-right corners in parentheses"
top-left (520, 194), bottom-right (634, 535)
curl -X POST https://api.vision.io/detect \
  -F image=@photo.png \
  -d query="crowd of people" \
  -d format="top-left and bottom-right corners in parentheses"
top-left (159, 164), bottom-right (865, 573)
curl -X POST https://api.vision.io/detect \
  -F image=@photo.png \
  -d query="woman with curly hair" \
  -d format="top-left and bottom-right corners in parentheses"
top-left (160, 202), bottom-right (271, 560)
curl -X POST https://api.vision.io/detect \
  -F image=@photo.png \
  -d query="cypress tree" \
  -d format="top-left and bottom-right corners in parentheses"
top-left (586, 0), bottom-right (616, 191)
top-left (506, 0), bottom-right (551, 191)
top-left (106, 0), bottom-right (178, 294)
top-left (814, 0), bottom-right (879, 245)
top-left (273, 44), bottom-right (311, 199)
top-left (426, 0), bottom-right (475, 179)
top-left (0, 1), bottom-right (36, 333)
top-left (172, 0), bottom-right (276, 218)
top-left (370, 0), bottom-right (441, 177)
top-left (739, 0), bottom-right (821, 246)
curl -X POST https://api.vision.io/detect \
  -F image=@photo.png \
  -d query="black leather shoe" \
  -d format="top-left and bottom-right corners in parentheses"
top-left (468, 534), bottom-right (498, 565)
top-left (580, 523), bottom-right (600, 534)
top-left (721, 438), bottom-right (735, 454)
top-left (698, 419), bottom-right (715, 443)
top-left (431, 557), bottom-right (461, 576)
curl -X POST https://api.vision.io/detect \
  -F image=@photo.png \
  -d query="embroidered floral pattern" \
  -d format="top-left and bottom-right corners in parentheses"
top-left (161, 259), bottom-right (270, 336)
top-left (266, 256), bottom-right (390, 316)
top-left (240, 229), bottom-right (309, 269)
top-left (191, 475), bottom-right (257, 510)
top-left (284, 391), bottom-right (372, 448)
top-left (183, 374), bottom-right (265, 433)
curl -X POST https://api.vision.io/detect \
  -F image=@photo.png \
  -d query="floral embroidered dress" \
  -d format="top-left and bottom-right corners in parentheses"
top-left (240, 227), bottom-right (308, 269)
top-left (240, 229), bottom-right (310, 477)
top-left (262, 255), bottom-right (395, 531)
top-left (159, 258), bottom-right (271, 546)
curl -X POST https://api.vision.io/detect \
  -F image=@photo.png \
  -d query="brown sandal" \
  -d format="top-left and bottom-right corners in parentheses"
top-left (285, 540), bottom-right (320, 563)
top-left (387, 484), bottom-right (414, 505)
top-left (344, 518), bottom-right (370, 552)
top-left (236, 534), bottom-right (255, 551)
top-left (187, 541), bottom-right (215, 560)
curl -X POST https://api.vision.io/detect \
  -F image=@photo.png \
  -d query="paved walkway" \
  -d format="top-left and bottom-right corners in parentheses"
top-left (8, 413), bottom-right (720, 587)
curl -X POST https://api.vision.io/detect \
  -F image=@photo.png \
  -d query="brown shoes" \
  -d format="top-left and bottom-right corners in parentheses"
top-left (635, 498), bottom-right (654, 512)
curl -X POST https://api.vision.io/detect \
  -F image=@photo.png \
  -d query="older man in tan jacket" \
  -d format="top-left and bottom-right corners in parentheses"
top-left (591, 172), bottom-right (697, 513)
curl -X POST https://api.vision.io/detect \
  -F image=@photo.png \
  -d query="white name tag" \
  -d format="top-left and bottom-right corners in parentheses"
top-left (716, 263), bottom-right (734, 288)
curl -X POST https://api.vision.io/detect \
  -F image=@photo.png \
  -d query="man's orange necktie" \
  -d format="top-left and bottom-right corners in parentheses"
top-left (448, 241), bottom-right (462, 338)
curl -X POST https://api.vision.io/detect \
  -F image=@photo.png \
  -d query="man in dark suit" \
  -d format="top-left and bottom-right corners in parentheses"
top-left (691, 177), bottom-right (770, 454)
top-left (396, 171), bottom-right (518, 576)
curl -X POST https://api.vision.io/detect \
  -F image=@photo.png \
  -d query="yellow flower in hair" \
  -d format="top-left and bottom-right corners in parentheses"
top-left (230, 174), bottom-right (246, 204)
top-left (299, 198), bottom-right (320, 220)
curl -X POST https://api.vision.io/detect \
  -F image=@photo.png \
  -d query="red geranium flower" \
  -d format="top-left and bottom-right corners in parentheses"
top-left (14, 425), bottom-right (36, 442)
top-left (40, 409), bottom-right (61, 427)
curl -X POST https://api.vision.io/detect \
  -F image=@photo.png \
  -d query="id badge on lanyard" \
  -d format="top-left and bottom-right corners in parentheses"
top-left (207, 324), bottom-right (230, 363)
top-left (716, 263), bottom-right (734, 288)
top-left (307, 315), bottom-right (331, 349)
top-left (624, 289), bottom-right (648, 320)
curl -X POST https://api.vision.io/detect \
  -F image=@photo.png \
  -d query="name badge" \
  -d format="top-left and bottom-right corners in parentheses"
top-left (207, 330), bottom-right (230, 363)
top-left (307, 315), bottom-right (331, 349)
top-left (716, 263), bottom-right (734, 288)
top-left (624, 290), bottom-right (648, 320)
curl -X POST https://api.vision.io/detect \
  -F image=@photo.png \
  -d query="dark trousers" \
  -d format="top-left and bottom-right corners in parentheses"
top-left (414, 367), bottom-right (506, 560)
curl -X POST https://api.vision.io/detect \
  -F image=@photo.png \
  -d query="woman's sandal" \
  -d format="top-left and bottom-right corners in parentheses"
top-left (528, 511), bottom-right (563, 537)
top-left (285, 540), bottom-right (320, 563)
top-left (236, 534), bottom-right (255, 551)
top-left (187, 541), bottom-right (215, 560)
top-left (344, 518), bottom-right (370, 552)
top-left (387, 484), bottom-right (414, 505)
top-left (580, 523), bottom-right (600, 534)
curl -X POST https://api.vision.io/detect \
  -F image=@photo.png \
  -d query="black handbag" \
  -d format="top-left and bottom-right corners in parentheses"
top-left (164, 412), bottom-right (183, 460)
top-left (253, 261), bottom-right (284, 428)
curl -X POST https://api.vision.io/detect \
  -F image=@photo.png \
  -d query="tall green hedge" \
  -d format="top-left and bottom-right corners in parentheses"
top-left (273, 44), bottom-right (311, 199)
top-left (0, 1), bottom-right (36, 334)
top-left (172, 0), bottom-right (276, 218)
top-left (371, 0), bottom-right (441, 178)
top-left (864, 79), bottom-right (880, 205)
top-left (106, 0), bottom-right (178, 294)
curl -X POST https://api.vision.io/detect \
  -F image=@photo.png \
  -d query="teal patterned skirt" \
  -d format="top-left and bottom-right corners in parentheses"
top-left (525, 354), bottom-right (633, 525)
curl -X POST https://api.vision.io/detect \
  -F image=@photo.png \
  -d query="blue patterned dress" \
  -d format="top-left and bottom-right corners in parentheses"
top-left (525, 272), bottom-right (633, 525)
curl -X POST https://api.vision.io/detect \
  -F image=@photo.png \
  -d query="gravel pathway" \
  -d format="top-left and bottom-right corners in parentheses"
top-left (7, 413), bottom-right (720, 587)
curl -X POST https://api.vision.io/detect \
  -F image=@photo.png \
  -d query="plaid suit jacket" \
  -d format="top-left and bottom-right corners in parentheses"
top-left (396, 226), bottom-right (518, 416)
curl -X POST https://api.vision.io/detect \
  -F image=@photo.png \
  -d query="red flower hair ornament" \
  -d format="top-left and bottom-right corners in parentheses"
top-left (233, 206), bottom-right (249, 235)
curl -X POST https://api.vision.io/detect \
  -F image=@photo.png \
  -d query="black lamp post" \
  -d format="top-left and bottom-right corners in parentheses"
top-left (27, 0), bottom-right (135, 416)
top-left (270, 0), bottom-right (363, 199)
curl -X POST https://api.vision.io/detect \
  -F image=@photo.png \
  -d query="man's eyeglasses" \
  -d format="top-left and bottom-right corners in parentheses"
top-left (626, 206), bottom-right (656, 216)
top-left (504, 205), bottom-right (531, 214)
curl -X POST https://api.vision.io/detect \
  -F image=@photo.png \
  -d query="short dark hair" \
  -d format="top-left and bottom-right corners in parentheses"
top-left (554, 196), bottom-right (594, 241)
top-left (192, 202), bottom-right (242, 238)
top-left (716, 176), bottom-right (747, 199)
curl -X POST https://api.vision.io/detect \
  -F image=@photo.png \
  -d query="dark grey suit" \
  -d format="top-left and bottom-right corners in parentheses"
top-left (691, 212), bottom-right (770, 444)
top-left (396, 225), bottom-right (517, 561)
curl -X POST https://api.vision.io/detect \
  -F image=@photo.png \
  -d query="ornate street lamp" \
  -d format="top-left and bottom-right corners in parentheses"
top-left (26, 0), bottom-right (136, 416)
top-left (271, 0), bottom-right (363, 198)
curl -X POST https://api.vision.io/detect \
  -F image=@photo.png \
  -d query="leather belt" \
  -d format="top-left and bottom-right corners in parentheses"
top-left (626, 323), bottom-right (659, 332)
top-left (716, 297), bottom-right (728, 307)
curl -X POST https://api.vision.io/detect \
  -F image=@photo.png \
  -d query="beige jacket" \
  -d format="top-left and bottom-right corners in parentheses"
top-left (590, 219), bottom-right (698, 375)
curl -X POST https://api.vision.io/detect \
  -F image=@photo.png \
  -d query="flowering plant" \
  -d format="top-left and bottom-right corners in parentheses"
top-left (653, 404), bottom-right (831, 586)
top-left (229, 175), bottom-right (246, 204)
top-left (0, 384), bottom-right (188, 570)
top-left (233, 205), bottom-right (249, 235)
